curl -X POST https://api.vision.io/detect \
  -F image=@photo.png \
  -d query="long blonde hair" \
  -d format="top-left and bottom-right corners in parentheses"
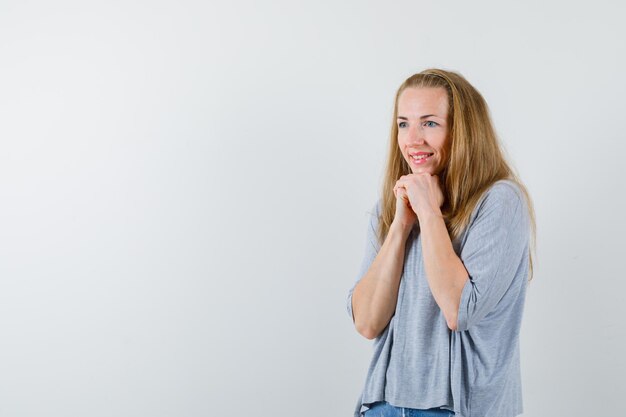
top-left (378, 68), bottom-right (537, 280)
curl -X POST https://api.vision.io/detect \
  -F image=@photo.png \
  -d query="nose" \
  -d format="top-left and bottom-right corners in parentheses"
top-left (408, 124), bottom-right (426, 145)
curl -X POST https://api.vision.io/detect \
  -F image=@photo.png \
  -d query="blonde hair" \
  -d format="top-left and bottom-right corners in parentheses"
top-left (377, 68), bottom-right (537, 280)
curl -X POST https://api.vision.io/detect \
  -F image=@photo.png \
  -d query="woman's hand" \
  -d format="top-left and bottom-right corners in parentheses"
top-left (392, 180), bottom-right (418, 232)
top-left (394, 173), bottom-right (444, 223)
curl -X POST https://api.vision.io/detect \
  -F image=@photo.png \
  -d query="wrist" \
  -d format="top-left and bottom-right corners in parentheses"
top-left (417, 208), bottom-right (444, 226)
top-left (390, 220), bottom-right (414, 237)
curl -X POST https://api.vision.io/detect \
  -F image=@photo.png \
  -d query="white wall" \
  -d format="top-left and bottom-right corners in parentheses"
top-left (1, 1), bottom-right (624, 416)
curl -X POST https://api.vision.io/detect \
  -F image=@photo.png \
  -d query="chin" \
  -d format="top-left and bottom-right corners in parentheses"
top-left (406, 157), bottom-right (441, 176)
top-left (411, 166), bottom-right (435, 175)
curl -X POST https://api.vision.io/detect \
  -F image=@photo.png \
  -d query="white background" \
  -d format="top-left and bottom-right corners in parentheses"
top-left (1, 1), bottom-right (624, 416)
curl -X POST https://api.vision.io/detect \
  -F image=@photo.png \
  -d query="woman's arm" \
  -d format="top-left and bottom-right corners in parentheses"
top-left (394, 173), bottom-right (469, 331)
top-left (351, 221), bottom-right (412, 340)
top-left (418, 182), bottom-right (530, 333)
top-left (418, 211), bottom-right (469, 331)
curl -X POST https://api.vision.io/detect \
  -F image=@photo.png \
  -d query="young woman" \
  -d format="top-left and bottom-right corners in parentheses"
top-left (346, 69), bottom-right (536, 417)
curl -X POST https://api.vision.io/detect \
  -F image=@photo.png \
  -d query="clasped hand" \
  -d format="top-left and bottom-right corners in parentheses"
top-left (393, 173), bottom-right (444, 222)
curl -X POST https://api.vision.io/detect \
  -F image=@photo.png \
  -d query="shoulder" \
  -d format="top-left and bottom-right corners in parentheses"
top-left (475, 179), bottom-right (525, 213)
top-left (483, 179), bottom-right (524, 204)
top-left (469, 179), bottom-right (529, 228)
top-left (361, 197), bottom-right (382, 233)
top-left (367, 197), bottom-right (383, 219)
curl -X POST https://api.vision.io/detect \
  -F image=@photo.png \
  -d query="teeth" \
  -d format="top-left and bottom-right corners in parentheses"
top-left (411, 154), bottom-right (431, 160)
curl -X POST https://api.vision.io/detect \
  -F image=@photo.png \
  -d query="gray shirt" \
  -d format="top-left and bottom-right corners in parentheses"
top-left (347, 179), bottom-right (530, 417)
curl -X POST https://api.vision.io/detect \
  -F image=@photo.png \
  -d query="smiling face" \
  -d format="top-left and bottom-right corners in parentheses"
top-left (397, 87), bottom-right (451, 175)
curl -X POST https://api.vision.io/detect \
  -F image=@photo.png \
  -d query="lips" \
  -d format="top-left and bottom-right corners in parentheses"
top-left (408, 151), bottom-right (434, 164)
top-left (409, 151), bottom-right (434, 165)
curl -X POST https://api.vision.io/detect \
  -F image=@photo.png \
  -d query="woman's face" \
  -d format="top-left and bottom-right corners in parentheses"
top-left (397, 87), bottom-right (451, 176)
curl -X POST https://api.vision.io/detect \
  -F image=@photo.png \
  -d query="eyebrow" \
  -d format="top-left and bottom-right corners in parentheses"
top-left (397, 115), bottom-right (440, 120)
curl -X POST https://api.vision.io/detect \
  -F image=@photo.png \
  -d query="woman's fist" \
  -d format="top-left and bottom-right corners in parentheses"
top-left (393, 177), bottom-right (418, 231)
top-left (393, 173), bottom-right (444, 228)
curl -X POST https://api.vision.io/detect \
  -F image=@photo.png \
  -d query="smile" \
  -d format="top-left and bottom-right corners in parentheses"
top-left (410, 153), bottom-right (434, 165)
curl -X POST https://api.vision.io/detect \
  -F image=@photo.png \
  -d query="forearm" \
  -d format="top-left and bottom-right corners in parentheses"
top-left (418, 212), bottom-right (469, 331)
top-left (352, 222), bottom-right (411, 339)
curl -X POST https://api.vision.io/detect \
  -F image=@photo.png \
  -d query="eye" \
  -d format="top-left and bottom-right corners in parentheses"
top-left (398, 121), bottom-right (407, 128)
top-left (424, 121), bottom-right (438, 128)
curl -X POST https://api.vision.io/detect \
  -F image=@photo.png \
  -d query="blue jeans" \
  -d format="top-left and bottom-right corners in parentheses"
top-left (364, 401), bottom-right (455, 417)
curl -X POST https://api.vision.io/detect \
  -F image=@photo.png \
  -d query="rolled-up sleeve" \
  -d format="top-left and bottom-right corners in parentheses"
top-left (455, 184), bottom-right (530, 332)
top-left (346, 199), bottom-right (382, 323)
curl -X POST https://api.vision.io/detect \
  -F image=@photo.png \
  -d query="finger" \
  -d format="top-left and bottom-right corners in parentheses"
top-left (394, 186), bottom-right (405, 200)
top-left (398, 188), bottom-right (412, 206)
top-left (398, 187), bottom-right (409, 201)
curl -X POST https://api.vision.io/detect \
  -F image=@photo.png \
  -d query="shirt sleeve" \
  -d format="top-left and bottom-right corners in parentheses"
top-left (455, 183), bottom-right (530, 332)
top-left (346, 199), bottom-right (382, 323)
